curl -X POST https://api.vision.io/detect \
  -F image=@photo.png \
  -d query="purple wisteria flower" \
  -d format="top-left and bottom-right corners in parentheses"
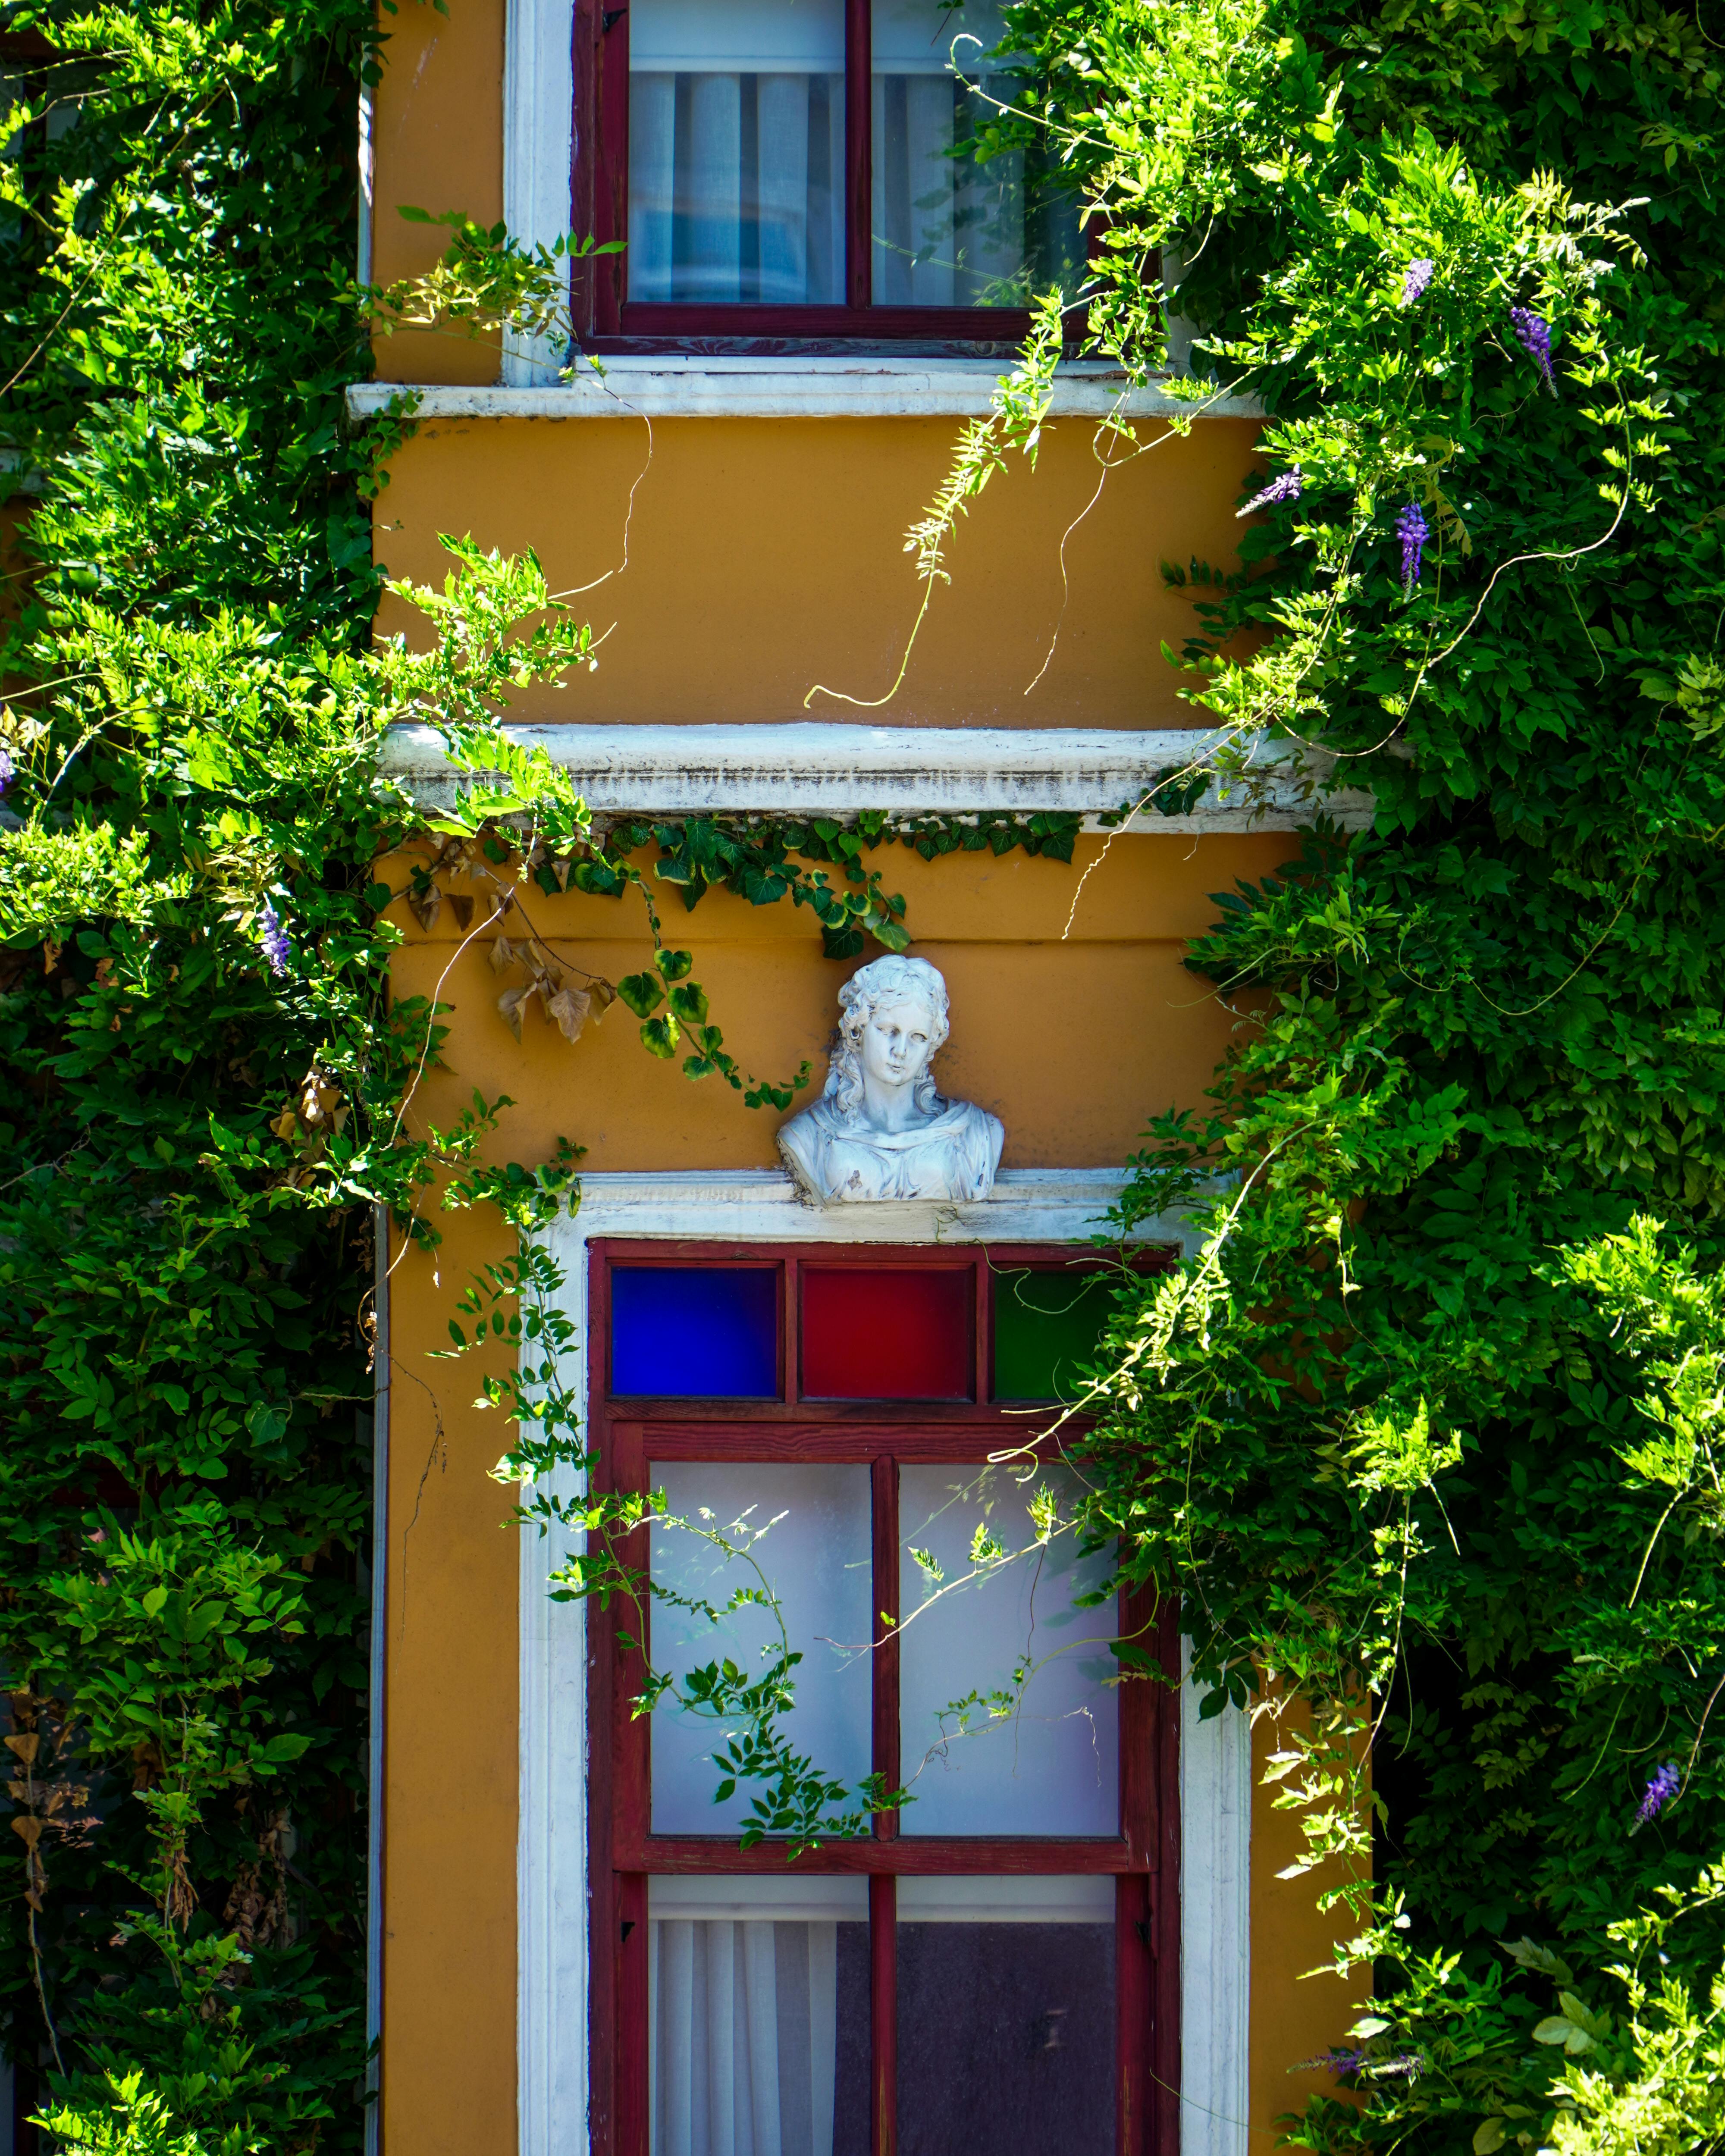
top-left (0, 747), bottom-right (13, 796)
top-left (1401, 257), bottom-right (1436, 306)
top-left (1396, 501), bottom-right (1430, 594)
top-left (1300, 2047), bottom-right (1369, 2074)
top-left (1237, 467), bottom-right (1304, 519)
top-left (1509, 304), bottom-right (1556, 391)
top-left (260, 900), bottom-right (291, 978)
top-left (1637, 1762), bottom-right (1679, 1827)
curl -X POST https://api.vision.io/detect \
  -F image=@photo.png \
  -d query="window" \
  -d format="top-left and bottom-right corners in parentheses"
top-left (588, 1243), bottom-right (1181, 2156)
top-left (578, 0), bottom-right (1086, 342)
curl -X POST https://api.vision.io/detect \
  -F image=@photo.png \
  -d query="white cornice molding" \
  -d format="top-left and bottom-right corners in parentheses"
top-left (347, 360), bottom-right (1264, 423)
top-left (518, 1169), bottom-right (1249, 2156)
top-left (381, 721), bottom-right (1373, 833)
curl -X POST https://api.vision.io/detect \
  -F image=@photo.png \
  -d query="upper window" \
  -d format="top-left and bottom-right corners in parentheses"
top-left (584, 0), bottom-right (1085, 341)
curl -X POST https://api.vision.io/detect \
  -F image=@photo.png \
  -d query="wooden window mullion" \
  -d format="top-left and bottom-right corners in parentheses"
top-left (871, 1454), bottom-right (900, 1839)
top-left (844, 0), bottom-right (872, 310)
top-left (869, 1872), bottom-right (897, 2156)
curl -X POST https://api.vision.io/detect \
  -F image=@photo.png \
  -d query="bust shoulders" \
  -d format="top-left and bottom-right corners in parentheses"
top-left (779, 1094), bottom-right (1004, 1205)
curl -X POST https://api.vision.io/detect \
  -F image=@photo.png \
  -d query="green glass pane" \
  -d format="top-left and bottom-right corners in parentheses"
top-left (991, 1270), bottom-right (1118, 1401)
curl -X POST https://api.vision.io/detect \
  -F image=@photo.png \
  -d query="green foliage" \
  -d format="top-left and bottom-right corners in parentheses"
top-left (7, 0), bottom-right (1723, 2150)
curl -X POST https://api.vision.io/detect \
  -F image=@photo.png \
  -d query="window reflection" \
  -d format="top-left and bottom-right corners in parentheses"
top-left (871, 0), bottom-right (1083, 308)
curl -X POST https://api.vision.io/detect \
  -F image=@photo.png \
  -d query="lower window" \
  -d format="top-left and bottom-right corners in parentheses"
top-left (645, 1873), bottom-right (1120, 2156)
top-left (590, 1244), bottom-right (1179, 2156)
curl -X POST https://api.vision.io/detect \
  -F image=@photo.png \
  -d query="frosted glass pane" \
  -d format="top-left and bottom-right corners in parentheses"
top-left (652, 1463), bottom-right (872, 1835)
top-left (872, 0), bottom-right (1009, 72)
top-left (634, 0), bottom-right (845, 72)
top-left (898, 1465), bottom-right (1118, 1836)
top-left (896, 1873), bottom-right (1113, 1921)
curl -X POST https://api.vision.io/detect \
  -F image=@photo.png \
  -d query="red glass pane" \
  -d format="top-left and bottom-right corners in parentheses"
top-left (800, 1267), bottom-right (972, 1399)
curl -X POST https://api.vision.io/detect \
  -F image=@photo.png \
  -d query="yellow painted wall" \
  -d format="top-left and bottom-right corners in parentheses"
top-left (369, 0), bottom-right (502, 383)
top-left (373, 414), bottom-right (1264, 731)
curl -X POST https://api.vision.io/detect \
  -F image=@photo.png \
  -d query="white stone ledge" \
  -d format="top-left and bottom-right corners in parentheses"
top-left (380, 720), bottom-right (1374, 833)
top-left (346, 358), bottom-right (1262, 423)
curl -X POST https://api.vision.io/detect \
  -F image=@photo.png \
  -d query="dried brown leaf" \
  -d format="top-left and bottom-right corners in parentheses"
top-left (497, 986), bottom-right (531, 1042)
top-left (407, 883), bottom-right (442, 932)
top-left (448, 894), bottom-right (475, 930)
top-left (546, 986), bottom-right (592, 1043)
top-left (5, 1733), bottom-right (40, 1764)
top-left (488, 935), bottom-right (516, 974)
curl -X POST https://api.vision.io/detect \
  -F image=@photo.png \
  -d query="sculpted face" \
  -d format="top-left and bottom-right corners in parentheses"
top-left (859, 997), bottom-right (938, 1095)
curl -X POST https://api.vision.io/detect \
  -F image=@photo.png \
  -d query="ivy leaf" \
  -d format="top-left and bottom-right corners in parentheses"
top-left (668, 981), bottom-right (709, 1025)
top-left (640, 1015), bottom-right (680, 1058)
top-left (654, 948), bottom-right (694, 981)
top-left (615, 971), bottom-right (664, 1018)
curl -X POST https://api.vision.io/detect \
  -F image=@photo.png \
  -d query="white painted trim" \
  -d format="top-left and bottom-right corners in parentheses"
top-left (517, 1168), bottom-right (1248, 2156)
top-left (345, 360), bottom-right (1263, 423)
top-left (357, 83), bottom-right (373, 289)
top-left (363, 1214), bottom-right (390, 2156)
top-left (1180, 1639), bottom-right (1253, 2156)
top-left (501, 0), bottom-right (575, 386)
top-left (381, 721), bottom-right (1374, 833)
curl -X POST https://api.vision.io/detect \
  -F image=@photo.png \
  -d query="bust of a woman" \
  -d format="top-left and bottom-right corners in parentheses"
top-left (778, 955), bottom-right (1004, 1205)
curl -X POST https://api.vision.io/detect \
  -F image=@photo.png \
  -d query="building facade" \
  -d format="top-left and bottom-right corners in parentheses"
top-left (362, 3), bottom-right (1364, 2148)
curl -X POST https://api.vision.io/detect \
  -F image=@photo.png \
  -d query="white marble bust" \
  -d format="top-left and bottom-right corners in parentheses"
top-left (778, 955), bottom-right (1004, 1205)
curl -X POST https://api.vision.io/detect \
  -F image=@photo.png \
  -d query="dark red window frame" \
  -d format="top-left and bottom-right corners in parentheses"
top-left (586, 1239), bottom-right (1183, 2156)
top-left (571, 0), bottom-right (1064, 347)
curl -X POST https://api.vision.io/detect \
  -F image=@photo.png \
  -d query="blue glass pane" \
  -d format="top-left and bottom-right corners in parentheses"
top-left (610, 1266), bottom-right (780, 1397)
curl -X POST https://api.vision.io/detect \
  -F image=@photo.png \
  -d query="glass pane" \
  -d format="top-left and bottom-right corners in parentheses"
top-left (648, 1875), bottom-right (869, 2156)
top-left (871, 0), bottom-right (1084, 309)
top-left (898, 1464), bottom-right (1118, 1835)
top-left (896, 1878), bottom-right (1116, 2155)
top-left (801, 1267), bottom-right (972, 1400)
top-left (629, 0), bottom-right (845, 305)
top-left (612, 1267), bottom-right (779, 1397)
top-left (650, 1463), bottom-right (872, 1833)
top-left (991, 1270), bottom-right (1117, 1401)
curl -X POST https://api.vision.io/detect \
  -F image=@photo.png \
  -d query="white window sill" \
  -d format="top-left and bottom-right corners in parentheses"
top-left (346, 356), bottom-right (1261, 423)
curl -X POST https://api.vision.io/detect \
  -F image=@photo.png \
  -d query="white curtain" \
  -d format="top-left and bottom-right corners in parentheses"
top-left (871, 73), bottom-right (1026, 308)
top-left (650, 1919), bottom-right (839, 2156)
top-left (627, 72), bottom-right (843, 304)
